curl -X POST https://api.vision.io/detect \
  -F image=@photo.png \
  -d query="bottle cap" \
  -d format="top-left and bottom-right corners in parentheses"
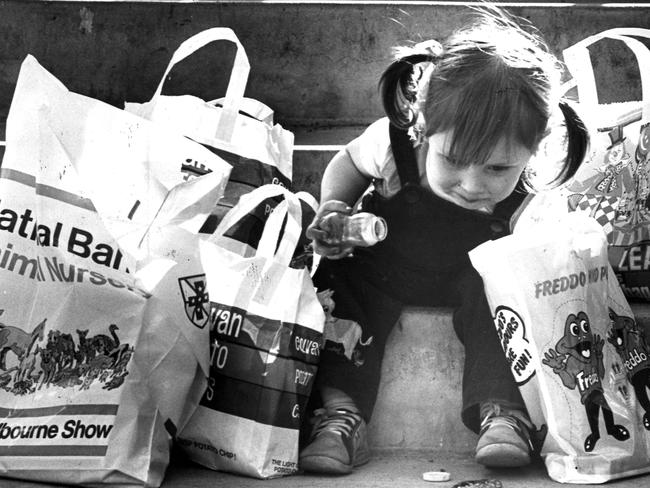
top-left (422, 470), bottom-right (451, 482)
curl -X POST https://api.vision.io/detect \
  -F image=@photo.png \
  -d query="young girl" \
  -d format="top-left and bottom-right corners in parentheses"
top-left (299, 7), bottom-right (588, 475)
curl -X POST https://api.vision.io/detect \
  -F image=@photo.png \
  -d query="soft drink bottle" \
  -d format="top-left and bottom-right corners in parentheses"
top-left (319, 212), bottom-right (388, 247)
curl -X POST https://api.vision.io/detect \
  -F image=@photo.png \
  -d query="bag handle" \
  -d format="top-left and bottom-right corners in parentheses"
top-left (211, 184), bottom-right (303, 267)
top-left (563, 29), bottom-right (650, 120)
top-left (294, 190), bottom-right (321, 275)
top-left (151, 27), bottom-right (250, 142)
top-left (256, 193), bottom-right (302, 266)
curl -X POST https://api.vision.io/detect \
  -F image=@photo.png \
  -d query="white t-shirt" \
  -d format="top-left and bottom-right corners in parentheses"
top-left (345, 117), bottom-right (429, 199)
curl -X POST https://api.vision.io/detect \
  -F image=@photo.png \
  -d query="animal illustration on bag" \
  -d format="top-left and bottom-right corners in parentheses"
top-left (0, 310), bottom-right (46, 372)
top-left (0, 310), bottom-right (132, 394)
top-left (607, 307), bottom-right (650, 430)
top-left (542, 311), bottom-right (630, 452)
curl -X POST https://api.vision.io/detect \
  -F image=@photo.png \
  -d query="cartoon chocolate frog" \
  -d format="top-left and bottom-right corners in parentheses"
top-left (543, 311), bottom-right (630, 452)
top-left (608, 308), bottom-right (650, 429)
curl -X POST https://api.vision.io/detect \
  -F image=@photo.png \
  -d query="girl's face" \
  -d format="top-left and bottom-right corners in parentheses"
top-left (425, 130), bottom-right (532, 211)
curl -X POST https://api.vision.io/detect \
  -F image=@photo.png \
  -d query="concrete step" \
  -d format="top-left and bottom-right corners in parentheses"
top-left (8, 450), bottom-right (646, 488)
top-left (1, 1), bottom-right (649, 135)
top-left (370, 307), bottom-right (475, 453)
top-left (293, 147), bottom-right (337, 200)
top-left (160, 449), bottom-right (650, 488)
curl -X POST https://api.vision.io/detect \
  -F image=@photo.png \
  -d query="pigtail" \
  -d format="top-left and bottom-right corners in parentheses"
top-left (379, 45), bottom-right (439, 129)
top-left (553, 100), bottom-right (589, 186)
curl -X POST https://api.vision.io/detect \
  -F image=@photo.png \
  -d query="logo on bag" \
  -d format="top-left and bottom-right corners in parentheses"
top-left (179, 274), bottom-right (210, 329)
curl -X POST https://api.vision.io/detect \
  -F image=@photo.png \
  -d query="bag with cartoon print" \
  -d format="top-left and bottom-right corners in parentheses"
top-left (561, 29), bottom-right (650, 301)
top-left (0, 55), bottom-right (231, 486)
top-left (176, 184), bottom-right (324, 479)
top-left (470, 212), bottom-right (650, 483)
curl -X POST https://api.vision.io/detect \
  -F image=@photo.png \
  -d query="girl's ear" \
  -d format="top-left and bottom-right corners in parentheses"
top-left (555, 101), bottom-right (589, 186)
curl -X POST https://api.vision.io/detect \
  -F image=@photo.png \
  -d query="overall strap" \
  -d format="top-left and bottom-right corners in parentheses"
top-left (388, 123), bottom-right (421, 186)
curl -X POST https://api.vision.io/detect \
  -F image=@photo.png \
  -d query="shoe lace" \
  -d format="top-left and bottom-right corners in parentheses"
top-left (480, 401), bottom-right (534, 450)
top-left (310, 408), bottom-right (363, 439)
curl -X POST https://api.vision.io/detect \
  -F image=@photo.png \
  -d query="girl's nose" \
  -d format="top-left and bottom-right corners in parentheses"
top-left (456, 167), bottom-right (484, 194)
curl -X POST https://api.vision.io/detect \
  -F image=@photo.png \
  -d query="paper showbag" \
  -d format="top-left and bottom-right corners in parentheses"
top-left (177, 185), bottom-right (324, 479)
top-left (470, 213), bottom-right (650, 483)
top-left (0, 54), bottom-right (231, 487)
top-left (562, 29), bottom-right (650, 301)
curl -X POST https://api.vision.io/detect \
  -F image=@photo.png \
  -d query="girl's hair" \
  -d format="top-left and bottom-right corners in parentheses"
top-left (379, 6), bottom-right (588, 189)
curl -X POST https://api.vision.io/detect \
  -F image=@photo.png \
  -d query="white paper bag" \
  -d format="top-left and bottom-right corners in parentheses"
top-left (177, 185), bottom-right (324, 479)
top-left (470, 213), bottom-right (650, 483)
top-left (562, 29), bottom-right (650, 301)
top-left (124, 28), bottom-right (297, 243)
top-left (0, 54), bottom-right (231, 487)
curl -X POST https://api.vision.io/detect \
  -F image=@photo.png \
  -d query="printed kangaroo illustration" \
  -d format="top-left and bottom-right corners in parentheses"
top-left (0, 310), bottom-right (46, 371)
top-left (74, 329), bottom-right (92, 365)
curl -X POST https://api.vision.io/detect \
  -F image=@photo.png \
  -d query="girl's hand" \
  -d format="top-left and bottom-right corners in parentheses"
top-left (306, 200), bottom-right (355, 259)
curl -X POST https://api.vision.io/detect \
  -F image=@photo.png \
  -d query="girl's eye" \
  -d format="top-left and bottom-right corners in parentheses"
top-left (486, 165), bottom-right (513, 173)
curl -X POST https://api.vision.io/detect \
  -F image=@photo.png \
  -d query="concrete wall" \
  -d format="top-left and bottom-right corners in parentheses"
top-left (1, 1), bottom-right (650, 142)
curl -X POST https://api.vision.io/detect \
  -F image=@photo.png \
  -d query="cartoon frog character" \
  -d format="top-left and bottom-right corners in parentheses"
top-left (543, 311), bottom-right (630, 452)
top-left (608, 308), bottom-right (650, 430)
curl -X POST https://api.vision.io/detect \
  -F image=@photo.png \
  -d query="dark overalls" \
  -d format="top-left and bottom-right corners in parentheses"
top-left (311, 124), bottom-right (527, 432)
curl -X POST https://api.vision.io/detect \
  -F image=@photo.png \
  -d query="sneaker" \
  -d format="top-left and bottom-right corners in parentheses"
top-left (475, 401), bottom-right (533, 468)
top-left (299, 407), bottom-right (370, 474)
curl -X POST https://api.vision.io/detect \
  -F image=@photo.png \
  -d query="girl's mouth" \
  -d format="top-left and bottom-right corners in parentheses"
top-left (451, 193), bottom-right (490, 209)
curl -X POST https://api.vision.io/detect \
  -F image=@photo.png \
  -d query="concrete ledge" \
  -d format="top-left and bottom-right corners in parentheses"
top-left (370, 306), bottom-right (475, 453)
top-left (293, 147), bottom-right (337, 200)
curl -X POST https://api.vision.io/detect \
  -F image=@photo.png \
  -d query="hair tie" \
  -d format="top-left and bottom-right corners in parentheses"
top-left (414, 39), bottom-right (443, 60)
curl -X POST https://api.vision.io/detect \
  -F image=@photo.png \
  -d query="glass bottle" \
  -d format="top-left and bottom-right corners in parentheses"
top-left (319, 212), bottom-right (388, 247)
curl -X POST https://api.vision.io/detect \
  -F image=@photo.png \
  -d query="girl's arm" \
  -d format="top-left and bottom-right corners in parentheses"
top-left (307, 149), bottom-right (372, 259)
top-left (320, 149), bottom-right (372, 206)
